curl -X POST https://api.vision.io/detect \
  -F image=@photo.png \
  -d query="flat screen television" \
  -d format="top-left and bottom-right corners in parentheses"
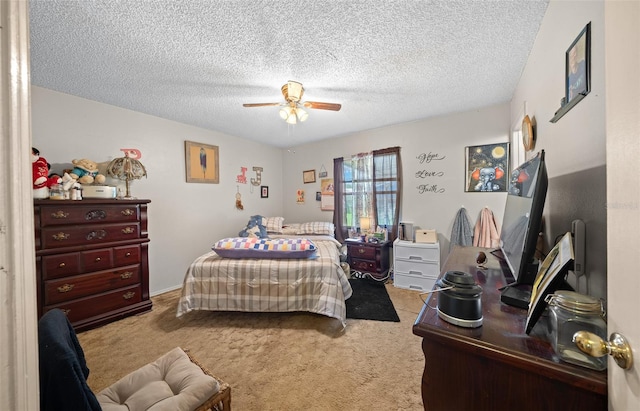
top-left (498, 150), bottom-right (548, 304)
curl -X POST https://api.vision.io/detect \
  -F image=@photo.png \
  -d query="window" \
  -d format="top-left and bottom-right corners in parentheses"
top-left (333, 147), bottom-right (402, 242)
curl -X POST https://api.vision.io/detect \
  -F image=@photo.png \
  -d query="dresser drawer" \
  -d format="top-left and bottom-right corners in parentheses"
top-left (41, 222), bottom-right (140, 249)
top-left (395, 260), bottom-right (440, 277)
top-left (394, 242), bottom-right (439, 262)
top-left (44, 265), bottom-right (141, 304)
top-left (394, 272), bottom-right (437, 291)
top-left (114, 244), bottom-right (141, 265)
top-left (42, 252), bottom-right (81, 279)
top-left (39, 204), bottom-right (139, 226)
top-left (351, 258), bottom-right (377, 273)
top-left (348, 244), bottom-right (376, 260)
top-left (82, 248), bottom-right (113, 272)
top-left (44, 284), bottom-right (142, 324)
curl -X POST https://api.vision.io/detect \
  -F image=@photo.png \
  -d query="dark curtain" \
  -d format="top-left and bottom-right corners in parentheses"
top-left (333, 157), bottom-right (347, 243)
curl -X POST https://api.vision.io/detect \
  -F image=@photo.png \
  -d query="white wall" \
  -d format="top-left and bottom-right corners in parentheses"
top-left (283, 103), bottom-right (511, 253)
top-left (31, 87), bottom-right (285, 294)
top-left (510, 0), bottom-right (606, 300)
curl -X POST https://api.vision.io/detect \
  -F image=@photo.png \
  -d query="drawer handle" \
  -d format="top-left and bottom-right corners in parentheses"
top-left (95, 257), bottom-right (101, 262)
top-left (52, 232), bottom-right (70, 241)
top-left (125, 252), bottom-right (132, 257)
top-left (121, 209), bottom-right (135, 216)
top-left (409, 270), bottom-right (423, 275)
top-left (57, 284), bottom-right (74, 293)
top-left (85, 210), bottom-right (107, 220)
top-left (120, 271), bottom-right (133, 279)
top-left (58, 262), bottom-right (66, 268)
top-left (86, 230), bottom-right (107, 240)
top-left (61, 309), bottom-right (71, 315)
top-left (409, 256), bottom-right (424, 260)
top-left (121, 227), bottom-right (135, 234)
top-left (358, 249), bottom-right (366, 254)
top-left (123, 291), bottom-right (136, 300)
top-left (51, 210), bottom-right (69, 219)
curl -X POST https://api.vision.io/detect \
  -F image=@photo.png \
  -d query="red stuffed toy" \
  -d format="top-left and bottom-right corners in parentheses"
top-left (32, 147), bottom-right (61, 199)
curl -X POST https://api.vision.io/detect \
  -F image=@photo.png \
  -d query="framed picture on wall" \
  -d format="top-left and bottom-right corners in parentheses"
top-left (465, 143), bottom-right (509, 192)
top-left (565, 22), bottom-right (591, 105)
top-left (185, 141), bottom-right (219, 183)
top-left (303, 169), bottom-right (316, 184)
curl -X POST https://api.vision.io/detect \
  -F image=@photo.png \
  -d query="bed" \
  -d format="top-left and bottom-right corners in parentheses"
top-left (176, 220), bottom-right (352, 326)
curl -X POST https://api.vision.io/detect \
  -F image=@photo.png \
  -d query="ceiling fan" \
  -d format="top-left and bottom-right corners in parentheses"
top-left (243, 80), bottom-right (341, 124)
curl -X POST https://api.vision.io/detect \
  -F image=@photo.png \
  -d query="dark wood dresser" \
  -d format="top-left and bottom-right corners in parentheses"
top-left (346, 240), bottom-right (390, 279)
top-left (34, 199), bottom-right (152, 331)
top-left (413, 245), bottom-right (607, 411)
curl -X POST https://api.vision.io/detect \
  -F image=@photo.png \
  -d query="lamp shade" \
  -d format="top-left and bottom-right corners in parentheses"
top-left (297, 107), bottom-right (309, 122)
top-left (106, 154), bottom-right (147, 199)
top-left (360, 217), bottom-right (371, 231)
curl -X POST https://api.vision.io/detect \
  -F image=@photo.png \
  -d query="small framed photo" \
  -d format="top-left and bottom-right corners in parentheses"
top-left (316, 191), bottom-right (321, 201)
top-left (185, 141), bottom-right (219, 184)
top-left (261, 186), bottom-right (269, 198)
top-left (565, 22), bottom-right (591, 105)
top-left (303, 169), bottom-right (316, 184)
top-left (465, 143), bottom-right (509, 192)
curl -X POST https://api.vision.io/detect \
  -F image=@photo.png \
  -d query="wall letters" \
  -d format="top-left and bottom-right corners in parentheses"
top-left (415, 152), bottom-right (446, 194)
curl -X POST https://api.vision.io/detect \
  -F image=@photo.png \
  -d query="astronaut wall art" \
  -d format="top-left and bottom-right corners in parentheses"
top-left (465, 143), bottom-right (509, 192)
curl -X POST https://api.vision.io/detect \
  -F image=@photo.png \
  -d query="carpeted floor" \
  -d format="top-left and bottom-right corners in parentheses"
top-left (78, 281), bottom-right (426, 410)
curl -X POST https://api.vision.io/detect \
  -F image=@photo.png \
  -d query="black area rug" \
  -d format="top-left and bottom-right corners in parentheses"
top-left (346, 278), bottom-right (400, 322)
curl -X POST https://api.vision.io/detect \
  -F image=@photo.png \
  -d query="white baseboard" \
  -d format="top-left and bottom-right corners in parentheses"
top-left (151, 284), bottom-right (183, 297)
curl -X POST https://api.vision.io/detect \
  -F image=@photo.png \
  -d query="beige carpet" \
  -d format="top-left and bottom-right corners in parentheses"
top-left (78, 282), bottom-right (426, 410)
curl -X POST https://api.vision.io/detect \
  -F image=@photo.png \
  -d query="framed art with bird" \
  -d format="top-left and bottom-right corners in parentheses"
top-left (185, 140), bottom-right (219, 183)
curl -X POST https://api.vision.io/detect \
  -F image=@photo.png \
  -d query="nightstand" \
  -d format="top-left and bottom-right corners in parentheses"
top-left (346, 240), bottom-right (391, 279)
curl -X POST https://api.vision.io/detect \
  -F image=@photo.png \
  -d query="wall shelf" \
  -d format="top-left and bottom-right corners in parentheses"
top-left (550, 93), bottom-right (587, 123)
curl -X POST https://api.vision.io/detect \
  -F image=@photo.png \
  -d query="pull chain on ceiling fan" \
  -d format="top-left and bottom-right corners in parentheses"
top-left (243, 80), bottom-right (341, 125)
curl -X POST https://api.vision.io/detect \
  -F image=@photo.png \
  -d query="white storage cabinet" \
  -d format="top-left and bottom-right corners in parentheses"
top-left (393, 239), bottom-right (440, 291)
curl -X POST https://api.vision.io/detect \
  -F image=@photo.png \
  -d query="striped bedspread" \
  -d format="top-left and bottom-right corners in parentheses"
top-left (176, 236), bottom-right (352, 325)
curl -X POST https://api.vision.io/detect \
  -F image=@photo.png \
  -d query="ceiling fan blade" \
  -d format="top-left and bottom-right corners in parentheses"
top-left (243, 102), bottom-right (281, 108)
top-left (303, 101), bottom-right (342, 111)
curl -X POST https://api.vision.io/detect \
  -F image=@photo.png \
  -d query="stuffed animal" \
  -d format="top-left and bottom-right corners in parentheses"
top-left (69, 158), bottom-right (106, 185)
top-left (238, 215), bottom-right (268, 238)
top-left (32, 147), bottom-right (62, 199)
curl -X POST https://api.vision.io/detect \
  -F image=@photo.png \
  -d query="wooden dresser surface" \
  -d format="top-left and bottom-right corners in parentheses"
top-left (412, 245), bottom-right (606, 411)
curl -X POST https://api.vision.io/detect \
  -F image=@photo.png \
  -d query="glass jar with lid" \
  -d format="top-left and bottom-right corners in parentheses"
top-left (49, 184), bottom-right (65, 200)
top-left (545, 290), bottom-right (607, 371)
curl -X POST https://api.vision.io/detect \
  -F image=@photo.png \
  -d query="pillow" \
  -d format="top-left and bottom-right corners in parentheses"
top-left (297, 222), bottom-right (335, 236)
top-left (263, 216), bottom-right (285, 233)
top-left (281, 224), bottom-right (300, 236)
top-left (212, 237), bottom-right (317, 259)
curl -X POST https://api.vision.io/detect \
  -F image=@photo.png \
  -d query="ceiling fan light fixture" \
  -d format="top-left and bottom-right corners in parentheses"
top-left (296, 107), bottom-right (308, 122)
top-left (279, 106), bottom-right (292, 120)
top-left (285, 111), bottom-right (298, 125)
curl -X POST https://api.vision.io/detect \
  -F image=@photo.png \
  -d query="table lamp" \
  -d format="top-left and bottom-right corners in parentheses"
top-left (106, 153), bottom-right (147, 199)
top-left (359, 216), bottom-right (371, 234)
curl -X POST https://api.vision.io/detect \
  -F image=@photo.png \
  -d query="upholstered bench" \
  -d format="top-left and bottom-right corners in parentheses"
top-left (38, 309), bottom-right (231, 411)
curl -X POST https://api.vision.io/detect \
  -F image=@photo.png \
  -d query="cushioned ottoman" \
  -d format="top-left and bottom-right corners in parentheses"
top-left (97, 347), bottom-right (231, 411)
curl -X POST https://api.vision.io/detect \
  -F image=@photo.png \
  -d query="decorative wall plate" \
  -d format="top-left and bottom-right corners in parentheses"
top-left (522, 115), bottom-right (534, 151)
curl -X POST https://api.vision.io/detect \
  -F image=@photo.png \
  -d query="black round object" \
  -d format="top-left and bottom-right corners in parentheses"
top-left (436, 271), bottom-right (483, 326)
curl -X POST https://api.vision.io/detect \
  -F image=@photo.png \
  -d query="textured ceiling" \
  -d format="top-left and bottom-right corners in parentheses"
top-left (29, 0), bottom-right (549, 148)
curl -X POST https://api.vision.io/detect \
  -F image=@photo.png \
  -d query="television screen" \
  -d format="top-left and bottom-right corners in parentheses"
top-left (499, 150), bottom-right (548, 286)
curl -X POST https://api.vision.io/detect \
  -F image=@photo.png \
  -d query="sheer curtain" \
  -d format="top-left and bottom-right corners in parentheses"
top-left (333, 147), bottom-right (401, 243)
